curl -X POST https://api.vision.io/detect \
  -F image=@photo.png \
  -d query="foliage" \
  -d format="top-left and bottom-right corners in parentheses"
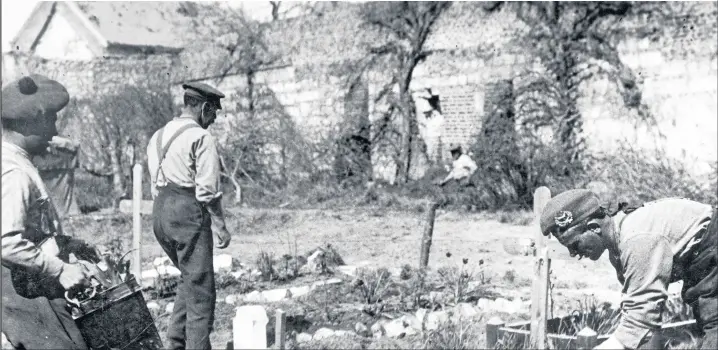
top-left (558, 296), bottom-right (621, 336)
top-left (352, 268), bottom-right (395, 305)
top-left (256, 250), bottom-right (277, 282)
top-left (584, 142), bottom-right (718, 206)
top-left (420, 310), bottom-right (484, 349)
top-left (484, 2), bottom-right (669, 173)
top-left (359, 1), bottom-right (451, 184)
top-left (59, 86), bottom-right (174, 206)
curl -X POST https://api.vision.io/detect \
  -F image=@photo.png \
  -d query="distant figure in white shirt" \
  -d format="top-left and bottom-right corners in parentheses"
top-left (437, 144), bottom-right (478, 187)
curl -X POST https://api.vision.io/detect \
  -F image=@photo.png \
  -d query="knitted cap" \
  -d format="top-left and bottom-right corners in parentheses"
top-left (2, 75), bottom-right (70, 121)
top-left (540, 189), bottom-right (602, 237)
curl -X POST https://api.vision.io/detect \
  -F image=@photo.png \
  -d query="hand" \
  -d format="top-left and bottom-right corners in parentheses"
top-left (58, 263), bottom-right (90, 291)
top-left (214, 226), bottom-right (232, 249)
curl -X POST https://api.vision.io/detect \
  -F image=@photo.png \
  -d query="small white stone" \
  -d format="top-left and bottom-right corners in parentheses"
top-left (312, 327), bottom-right (335, 341)
top-left (146, 301), bottom-right (160, 310)
top-left (426, 311), bottom-right (449, 330)
top-left (141, 269), bottom-right (159, 280)
top-left (225, 295), bottom-right (237, 305)
top-left (493, 298), bottom-right (511, 312)
top-left (214, 254), bottom-right (234, 272)
top-left (383, 319), bottom-right (407, 338)
top-left (336, 265), bottom-right (358, 277)
top-left (165, 302), bottom-right (174, 313)
top-left (153, 257), bottom-right (171, 267)
top-left (244, 290), bottom-right (265, 303)
top-left (456, 302), bottom-right (479, 319)
top-left (156, 265), bottom-right (181, 277)
top-left (289, 286), bottom-right (311, 298)
top-left (371, 322), bottom-right (385, 338)
top-left (477, 298), bottom-right (493, 311)
top-left (296, 333), bottom-right (313, 343)
top-left (355, 322), bottom-right (369, 336)
top-left (262, 289), bottom-right (290, 302)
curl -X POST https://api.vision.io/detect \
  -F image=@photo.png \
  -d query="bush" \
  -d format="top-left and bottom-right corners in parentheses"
top-left (585, 142), bottom-right (717, 206)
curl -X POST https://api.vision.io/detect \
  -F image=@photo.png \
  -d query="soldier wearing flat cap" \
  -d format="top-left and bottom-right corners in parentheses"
top-left (2, 75), bottom-right (93, 349)
top-left (147, 82), bottom-right (233, 350)
top-left (540, 189), bottom-right (717, 350)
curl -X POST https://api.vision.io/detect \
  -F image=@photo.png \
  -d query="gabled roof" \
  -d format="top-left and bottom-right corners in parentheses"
top-left (10, 1), bottom-right (225, 55)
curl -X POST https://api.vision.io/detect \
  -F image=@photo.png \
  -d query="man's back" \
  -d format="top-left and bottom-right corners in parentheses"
top-left (147, 117), bottom-right (221, 203)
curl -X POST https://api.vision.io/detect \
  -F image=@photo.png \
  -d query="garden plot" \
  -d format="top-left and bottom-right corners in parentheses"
top-left (66, 207), bottom-right (699, 349)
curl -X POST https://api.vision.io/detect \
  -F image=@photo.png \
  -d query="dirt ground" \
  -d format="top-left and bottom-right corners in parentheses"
top-left (66, 206), bottom-right (625, 349)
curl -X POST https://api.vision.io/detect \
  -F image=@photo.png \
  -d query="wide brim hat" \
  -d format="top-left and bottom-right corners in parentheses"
top-left (2, 75), bottom-right (70, 121)
top-left (540, 189), bottom-right (602, 237)
top-left (182, 82), bottom-right (225, 110)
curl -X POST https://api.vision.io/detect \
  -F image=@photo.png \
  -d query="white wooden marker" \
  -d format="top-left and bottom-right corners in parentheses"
top-left (132, 163), bottom-right (143, 285)
top-left (530, 186), bottom-right (551, 349)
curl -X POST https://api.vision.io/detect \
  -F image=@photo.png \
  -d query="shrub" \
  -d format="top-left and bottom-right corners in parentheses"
top-left (584, 142), bottom-right (717, 206)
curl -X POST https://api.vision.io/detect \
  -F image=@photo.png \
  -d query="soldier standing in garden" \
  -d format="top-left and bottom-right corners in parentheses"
top-left (1, 75), bottom-right (92, 349)
top-left (147, 82), bottom-right (233, 350)
top-left (540, 189), bottom-right (716, 350)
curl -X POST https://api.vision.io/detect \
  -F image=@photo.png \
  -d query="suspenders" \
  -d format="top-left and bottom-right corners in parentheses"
top-left (154, 123), bottom-right (201, 187)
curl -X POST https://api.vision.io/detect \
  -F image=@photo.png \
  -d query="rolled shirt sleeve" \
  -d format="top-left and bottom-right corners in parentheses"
top-left (193, 133), bottom-right (223, 204)
top-left (1, 169), bottom-right (65, 279)
top-left (613, 233), bottom-right (673, 349)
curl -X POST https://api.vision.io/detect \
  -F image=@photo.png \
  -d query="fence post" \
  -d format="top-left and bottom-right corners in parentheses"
top-left (530, 187), bottom-right (551, 349)
top-left (486, 317), bottom-right (505, 348)
top-left (419, 201), bottom-right (440, 270)
top-left (132, 163), bottom-right (143, 285)
top-left (275, 309), bottom-right (286, 350)
top-left (576, 327), bottom-right (598, 349)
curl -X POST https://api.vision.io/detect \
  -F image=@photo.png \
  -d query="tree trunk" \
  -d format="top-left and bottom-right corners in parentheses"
top-left (396, 65), bottom-right (415, 185)
top-left (247, 71), bottom-right (256, 119)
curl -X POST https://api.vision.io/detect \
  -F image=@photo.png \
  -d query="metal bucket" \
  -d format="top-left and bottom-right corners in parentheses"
top-left (69, 276), bottom-right (163, 350)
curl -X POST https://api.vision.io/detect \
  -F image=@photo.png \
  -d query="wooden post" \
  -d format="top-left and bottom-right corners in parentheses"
top-left (576, 327), bottom-right (598, 349)
top-left (486, 317), bottom-right (505, 348)
top-left (275, 309), bottom-right (286, 350)
top-left (132, 164), bottom-right (143, 284)
top-left (419, 201), bottom-right (440, 270)
top-left (530, 187), bottom-right (551, 349)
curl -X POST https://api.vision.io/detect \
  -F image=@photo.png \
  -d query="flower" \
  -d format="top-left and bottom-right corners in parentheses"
top-left (479, 259), bottom-right (484, 265)
top-left (446, 252), bottom-right (452, 258)
top-left (462, 258), bottom-right (469, 265)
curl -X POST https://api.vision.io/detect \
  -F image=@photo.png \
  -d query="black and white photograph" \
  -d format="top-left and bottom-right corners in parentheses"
top-left (1, 1), bottom-right (716, 349)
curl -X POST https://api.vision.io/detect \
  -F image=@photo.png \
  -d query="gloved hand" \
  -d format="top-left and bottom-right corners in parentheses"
top-left (58, 263), bottom-right (91, 291)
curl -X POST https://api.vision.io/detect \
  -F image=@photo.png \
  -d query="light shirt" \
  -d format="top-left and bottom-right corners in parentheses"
top-left (608, 197), bottom-right (713, 349)
top-left (447, 154), bottom-right (478, 180)
top-left (1, 141), bottom-right (65, 278)
top-left (147, 116), bottom-right (223, 204)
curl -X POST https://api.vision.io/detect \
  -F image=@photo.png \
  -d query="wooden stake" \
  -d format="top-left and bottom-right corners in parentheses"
top-left (530, 187), bottom-right (551, 349)
top-left (275, 309), bottom-right (286, 350)
top-left (132, 164), bottom-right (143, 285)
top-left (419, 201), bottom-right (440, 270)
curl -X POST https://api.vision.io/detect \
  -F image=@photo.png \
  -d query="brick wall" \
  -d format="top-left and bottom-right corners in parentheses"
top-left (6, 1), bottom-right (715, 183)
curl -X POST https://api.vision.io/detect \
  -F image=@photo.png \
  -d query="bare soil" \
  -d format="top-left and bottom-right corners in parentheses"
top-left (65, 206), bottom-right (624, 349)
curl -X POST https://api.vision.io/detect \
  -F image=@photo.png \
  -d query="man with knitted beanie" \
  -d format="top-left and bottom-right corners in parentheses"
top-left (540, 189), bottom-right (716, 350)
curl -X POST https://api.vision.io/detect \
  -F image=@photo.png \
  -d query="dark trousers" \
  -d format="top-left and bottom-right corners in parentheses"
top-left (1, 265), bottom-right (87, 349)
top-left (681, 208), bottom-right (718, 350)
top-left (153, 184), bottom-right (215, 350)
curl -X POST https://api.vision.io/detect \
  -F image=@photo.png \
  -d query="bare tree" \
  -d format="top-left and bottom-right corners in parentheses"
top-left (359, 1), bottom-right (451, 184)
top-left (60, 87), bottom-right (174, 207)
top-left (486, 2), bottom-right (688, 169)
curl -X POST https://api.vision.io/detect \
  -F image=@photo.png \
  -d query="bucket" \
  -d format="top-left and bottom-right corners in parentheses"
top-left (69, 276), bottom-right (163, 350)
